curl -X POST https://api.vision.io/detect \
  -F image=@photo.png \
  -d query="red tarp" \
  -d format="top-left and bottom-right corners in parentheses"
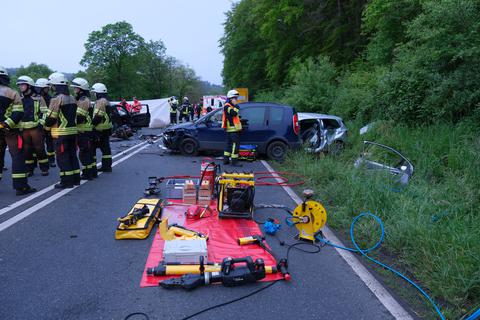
top-left (140, 200), bottom-right (283, 287)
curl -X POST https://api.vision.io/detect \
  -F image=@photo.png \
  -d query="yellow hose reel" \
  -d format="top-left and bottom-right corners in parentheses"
top-left (292, 189), bottom-right (327, 242)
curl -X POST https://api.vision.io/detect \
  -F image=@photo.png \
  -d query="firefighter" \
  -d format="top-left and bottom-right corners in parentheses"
top-left (35, 78), bottom-right (56, 167)
top-left (91, 83), bottom-right (112, 173)
top-left (195, 100), bottom-right (202, 118)
top-left (0, 66), bottom-right (36, 195)
top-left (71, 78), bottom-right (95, 180)
top-left (168, 96), bottom-right (178, 124)
top-left (180, 97), bottom-right (190, 122)
top-left (222, 89), bottom-right (242, 167)
top-left (45, 72), bottom-right (80, 188)
top-left (132, 97), bottom-right (142, 113)
top-left (16, 76), bottom-right (49, 176)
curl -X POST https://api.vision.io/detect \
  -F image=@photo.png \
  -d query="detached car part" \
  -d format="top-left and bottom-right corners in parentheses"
top-left (354, 141), bottom-right (414, 185)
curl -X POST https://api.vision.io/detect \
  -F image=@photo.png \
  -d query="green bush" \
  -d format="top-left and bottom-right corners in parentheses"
top-left (282, 56), bottom-right (338, 113)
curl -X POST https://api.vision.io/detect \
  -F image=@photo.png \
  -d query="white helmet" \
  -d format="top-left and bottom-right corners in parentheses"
top-left (70, 77), bottom-right (90, 91)
top-left (0, 66), bottom-right (8, 76)
top-left (227, 89), bottom-right (240, 99)
top-left (183, 96), bottom-right (189, 102)
top-left (48, 72), bottom-right (68, 85)
top-left (91, 83), bottom-right (107, 93)
top-left (35, 78), bottom-right (50, 88)
top-left (16, 75), bottom-right (35, 86)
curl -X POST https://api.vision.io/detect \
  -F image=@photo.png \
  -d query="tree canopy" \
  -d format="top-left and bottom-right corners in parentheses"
top-left (221, 0), bottom-right (480, 124)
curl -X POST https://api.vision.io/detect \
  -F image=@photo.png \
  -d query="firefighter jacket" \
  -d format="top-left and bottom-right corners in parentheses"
top-left (221, 102), bottom-right (242, 133)
top-left (40, 92), bottom-right (52, 130)
top-left (92, 97), bottom-right (112, 131)
top-left (76, 95), bottom-right (92, 132)
top-left (0, 85), bottom-right (24, 129)
top-left (45, 93), bottom-right (78, 138)
top-left (20, 91), bottom-right (46, 129)
top-left (181, 103), bottom-right (190, 115)
top-left (169, 101), bottom-right (178, 113)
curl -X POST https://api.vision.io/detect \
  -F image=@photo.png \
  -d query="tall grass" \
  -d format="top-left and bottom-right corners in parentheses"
top-left (280, 119), bottom-right (480, 319)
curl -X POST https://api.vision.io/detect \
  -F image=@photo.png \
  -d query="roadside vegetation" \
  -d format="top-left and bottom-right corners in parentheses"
top-left (280, 120), bottom-right (480, 319)
top-left (221, 0), bottom-right (480, 318)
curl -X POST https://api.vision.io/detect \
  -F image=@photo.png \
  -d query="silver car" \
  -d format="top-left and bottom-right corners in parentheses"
top-left (298, 113), bottom-right (348, 155)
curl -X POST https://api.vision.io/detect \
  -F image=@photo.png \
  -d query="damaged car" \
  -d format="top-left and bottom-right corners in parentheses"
top-left (299, 113), bottom-right (348, 155)
top-left (161, 102), bottom-right (301, 160)
top-left (354, 141), bottom-right (414, 185)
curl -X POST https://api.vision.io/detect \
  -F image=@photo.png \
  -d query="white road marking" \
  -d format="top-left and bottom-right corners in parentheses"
top-left (0, 142), bottom-right (152, 232)
top-left (260, 160), bottom-right (413, 320)
top-left (0, 141), bottom-right (148, 217)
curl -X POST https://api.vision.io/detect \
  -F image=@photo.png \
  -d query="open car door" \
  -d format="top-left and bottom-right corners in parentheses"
top-left (129, 104), bottom-right (151, 127)
top-left (354, 141), bottom-right (414, 185)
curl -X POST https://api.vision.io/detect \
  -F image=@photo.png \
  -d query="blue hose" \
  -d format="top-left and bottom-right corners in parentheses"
top-left (315, 212), bottom-right (446, 320)
top-left (465, 309), bottom-right (480, 320)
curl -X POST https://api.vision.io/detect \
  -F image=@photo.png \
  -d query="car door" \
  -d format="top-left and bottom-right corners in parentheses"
top-left (238, 105), bottom-right (269, 145)
top-left (130, 104), bottom-right (150, 127)
top-left (196, 109), bottom-right (226, 151)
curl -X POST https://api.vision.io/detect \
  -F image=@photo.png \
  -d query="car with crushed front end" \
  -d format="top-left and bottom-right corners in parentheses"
top-left (161, 102), bottom-right (301, 160)
top-left (299, 113), bottom-right (348, 155)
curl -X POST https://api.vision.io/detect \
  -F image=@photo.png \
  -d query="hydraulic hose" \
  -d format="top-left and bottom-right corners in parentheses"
top-left (316, 212), bottom-right (446, 320)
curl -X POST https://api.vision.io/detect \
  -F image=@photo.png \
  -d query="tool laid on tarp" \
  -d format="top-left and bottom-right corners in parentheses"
top-left (115, 198), bottom-right (163, 240)
top-left (238, 235), bottom-right (290, 280)
top-left (159, 256), bottom-right (267, 290)
top-left (144, 176), bottom-right (164, 196)
top-left (147, 259), bottom-right (277, 276)
top-left (185, 205), bottom-right (213, 220)
top-left (159, 218), bottom-right (208, 240)
top-left (287, 189), bottom-right (327, 242)
top-left (217, 172), bottom-right (255, 219)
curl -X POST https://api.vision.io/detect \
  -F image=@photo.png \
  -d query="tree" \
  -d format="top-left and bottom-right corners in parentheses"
top-left (80, 21), bottom-right (145, 99)
top-left (10, 63), bottom-right (53, 85)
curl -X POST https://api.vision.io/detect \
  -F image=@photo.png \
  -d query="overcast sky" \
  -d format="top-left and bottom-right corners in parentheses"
top-left (1, 0), bottom-right (234, 85)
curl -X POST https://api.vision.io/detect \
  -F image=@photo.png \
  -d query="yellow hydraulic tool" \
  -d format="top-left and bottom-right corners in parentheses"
top-left (159, 218), bottom-right (208, 240)
top-left (291, 189), bottom-right (327, 242)
top-left (217, 172), bottom-right (255, 219)
top-left (147, 261), bottom-right (277, 276)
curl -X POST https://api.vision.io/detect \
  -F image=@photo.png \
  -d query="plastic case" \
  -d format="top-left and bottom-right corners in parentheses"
top-left (164, 179), bottom-right (199, 199)
top-left (163, 239), bottom-right (208, 264)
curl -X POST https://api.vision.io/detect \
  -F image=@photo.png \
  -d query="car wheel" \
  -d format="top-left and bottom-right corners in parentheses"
top-left (267, 141), bottom-right (288, 161)
top-left (179, 138), bottom-right (199, 156)
top-left (328, 141), bottom-right (344, 156)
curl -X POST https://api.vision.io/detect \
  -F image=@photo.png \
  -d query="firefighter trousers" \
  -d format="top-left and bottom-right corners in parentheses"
top-left (44, 130), bottom-right (55, 164)
top-left (224, 131), bottom-right (240, 159)
top-left (78, 131), bottom-right (95, 178)
top-left (95, 129), bottom-right (112, 170)
top-left (54, 135), bottom-right (80, 186)
top-left (170, 112), bottom-right (177, 124)
top-left (0, 129), bottom-right (28, 189)
top-left (23, 127), bottom-right (49, 173)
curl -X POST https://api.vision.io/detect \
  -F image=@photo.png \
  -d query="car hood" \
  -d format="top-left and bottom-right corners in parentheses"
top-left (165, 122), bottom-right (195, 132)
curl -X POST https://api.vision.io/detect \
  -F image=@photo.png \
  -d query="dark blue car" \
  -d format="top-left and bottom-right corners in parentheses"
top-left (162, 102), bottom-right (301, 160)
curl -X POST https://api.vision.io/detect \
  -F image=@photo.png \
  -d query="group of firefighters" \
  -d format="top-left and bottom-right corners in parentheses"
top-left (168, 96), bottom-right (206, 124)
top-left (1, 63), bottom-right (244, 195)
top-left (0, 66), bottom-right (113, 195)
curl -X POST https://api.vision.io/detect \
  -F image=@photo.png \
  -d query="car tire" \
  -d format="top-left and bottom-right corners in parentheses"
top-left (267, 141), bottom-right (288, 161)
top-left (328, 141), bottom-right (344, 156)
top-left (179, 138), bottom-right (199, 156)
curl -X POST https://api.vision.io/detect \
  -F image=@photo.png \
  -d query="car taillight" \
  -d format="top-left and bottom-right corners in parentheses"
top-left (293, 113), bottom-right (299, 135)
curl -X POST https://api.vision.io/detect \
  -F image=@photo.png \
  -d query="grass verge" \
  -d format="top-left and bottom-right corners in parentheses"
top-left (278, 119), bottom-right (480, 319)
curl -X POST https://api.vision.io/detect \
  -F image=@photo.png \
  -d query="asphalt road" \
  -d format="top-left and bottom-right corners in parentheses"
top-left (0, 128), bottom-right (411, 320)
